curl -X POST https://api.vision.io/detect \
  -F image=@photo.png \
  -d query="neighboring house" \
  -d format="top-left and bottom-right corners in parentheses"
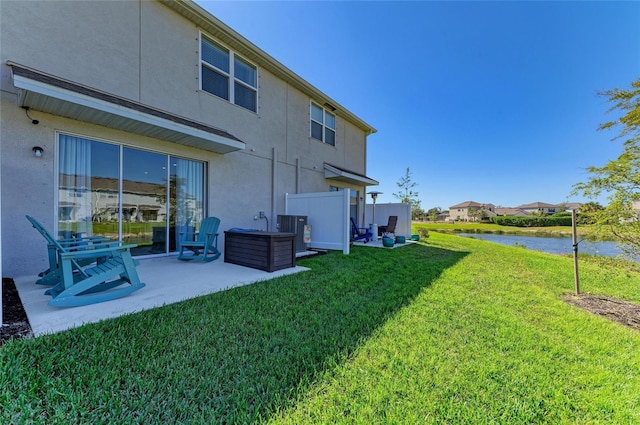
top-left (437, 211), bottom-right (450, 222)
top-left (448, 201), bottom-right (496, 222)
top-left (0, 0), bottom-right (378, 277)
top-left (565, 202), bottom-right (582, 211)
top-left (494, 207), bottom-right (529, 217)
top-left (516, 202), bottom-right (558, 215)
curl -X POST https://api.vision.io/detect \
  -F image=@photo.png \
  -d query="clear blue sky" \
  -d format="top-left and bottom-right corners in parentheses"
top-left (197, 1), bottom-right (640, 210)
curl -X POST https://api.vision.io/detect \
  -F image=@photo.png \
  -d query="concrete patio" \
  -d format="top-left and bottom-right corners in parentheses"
top-left (14, 256), bottom-right (310, 337)
top-left (352, 238), bottom-right (418, 249)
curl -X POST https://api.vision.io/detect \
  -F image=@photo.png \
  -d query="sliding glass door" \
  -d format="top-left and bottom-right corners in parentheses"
top-left (58, 134), bottom-right (121, 240)
top-left (170, 157), bottom-right (205, 253)
top-left (122, 147), bottom-right (167, 255)
top-left (58, 134), bottom-right (206, 256)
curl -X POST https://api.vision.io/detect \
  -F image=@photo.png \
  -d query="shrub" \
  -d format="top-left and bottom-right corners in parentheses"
top-left (491, 215), bottom-right (573, 227)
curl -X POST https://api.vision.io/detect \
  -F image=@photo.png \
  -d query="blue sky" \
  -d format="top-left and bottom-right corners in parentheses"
top-left (197, 1), bottom-right (640, 210)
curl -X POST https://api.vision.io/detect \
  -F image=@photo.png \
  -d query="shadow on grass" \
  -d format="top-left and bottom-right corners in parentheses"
top-left (0, 243), bottom-right (467, 423)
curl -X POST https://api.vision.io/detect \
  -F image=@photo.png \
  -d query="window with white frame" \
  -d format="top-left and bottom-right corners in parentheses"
top-left (310, 102), bottom-right (336, 146)
top-left (57, 133), bottom-right (206, 257)
top-left (201, 34), bottom-right (257, 112)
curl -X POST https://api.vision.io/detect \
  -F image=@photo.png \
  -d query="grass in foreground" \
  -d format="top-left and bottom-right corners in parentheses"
top-left (1, 233), bottom-right (639, 424)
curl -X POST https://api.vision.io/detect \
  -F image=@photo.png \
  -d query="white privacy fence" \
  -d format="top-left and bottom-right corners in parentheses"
top-left (285, 191), bottom-right (351, 254)
top-left (364, 203), bottom-right (412, 237)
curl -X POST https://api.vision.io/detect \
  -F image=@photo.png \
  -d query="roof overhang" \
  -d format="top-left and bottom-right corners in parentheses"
top-left (324, 163), bottom-right (379, 187)
top-left (8, 62), bottom-right (245, 154)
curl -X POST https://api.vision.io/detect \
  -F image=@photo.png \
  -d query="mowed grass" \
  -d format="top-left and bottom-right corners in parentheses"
top-left (2, 233), bottom-right (639, 424)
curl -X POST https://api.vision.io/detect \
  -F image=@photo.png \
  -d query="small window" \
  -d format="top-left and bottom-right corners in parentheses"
top-left (234, 81), bottom-right (256, 111)
top-left (310, 102), bottom-right (336, 146)
top-left (201, 34), bottom-right (258, 112)
top-left (234, 56), bottom-right (256, 87)
top-left (202, 38), bottom-right (229, 73)
top-left (202, 66), bottom-right (229, 100)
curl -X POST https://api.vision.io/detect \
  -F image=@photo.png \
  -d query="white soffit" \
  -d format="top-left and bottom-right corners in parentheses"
top-left (9, 63), bottom-right (245, 154)
top-left (324, 163), bottom-right (379, 186)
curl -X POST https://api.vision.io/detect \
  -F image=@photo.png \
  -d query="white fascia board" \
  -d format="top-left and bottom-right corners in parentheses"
top-left (13, 74), bottom-right (245, 152)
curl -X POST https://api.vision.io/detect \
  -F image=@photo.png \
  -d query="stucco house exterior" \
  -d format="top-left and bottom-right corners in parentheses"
top-left (494, 207), bottom-right (529, 217)
top-left (0, 0), bottom-right (378, 279)
top-left (448, 201), bottom-right (496, 222)
top-left (516, 202), bottom-right (558, 215)
top-left (565, 202), bottom-right (583, 211)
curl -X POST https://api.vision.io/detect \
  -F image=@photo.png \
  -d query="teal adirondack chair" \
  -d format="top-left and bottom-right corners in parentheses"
top-left (26, 215), bottom-right (119, 286)
top-left (27, 215), bottom-right (145, 307)
top-left (47, 245), bottom-right (145, 307)
top-left (177, 217), bottom-right (221, 262)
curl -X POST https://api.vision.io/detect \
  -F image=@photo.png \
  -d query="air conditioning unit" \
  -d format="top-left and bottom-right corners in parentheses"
top-left (277, 215), bottom-right (308, 253)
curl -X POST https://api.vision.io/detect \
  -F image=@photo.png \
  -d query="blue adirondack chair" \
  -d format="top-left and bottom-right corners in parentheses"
top-left (177, 216), bottom-right (221, 262)
top-left (350, 217), bottom-right (372, 243)
top-left (26, 215), bottom-right (119, 286)
top-left (27, 215), bottom-right (145, 307)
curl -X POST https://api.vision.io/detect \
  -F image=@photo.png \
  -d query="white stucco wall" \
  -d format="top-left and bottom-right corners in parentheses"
top-left (0, 0), bottom-right (374, 277)
top-left (0, 1), bottom-right (142, 99)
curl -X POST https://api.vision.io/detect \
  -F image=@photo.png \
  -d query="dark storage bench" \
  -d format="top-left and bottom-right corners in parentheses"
top-left (224, 231), bottom-right (296, 272)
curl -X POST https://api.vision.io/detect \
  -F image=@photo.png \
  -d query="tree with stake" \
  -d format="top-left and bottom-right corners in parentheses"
top-left (393, 167), bottom-right (422, 220)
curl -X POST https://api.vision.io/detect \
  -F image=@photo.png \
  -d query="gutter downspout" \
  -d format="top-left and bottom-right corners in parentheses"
top-left (296, 158), bottom-right (300, 194)
top-left (271, 147), bottom-right (277, 231)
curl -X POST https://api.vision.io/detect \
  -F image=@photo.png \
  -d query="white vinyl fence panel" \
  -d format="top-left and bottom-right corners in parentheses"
top-left (365, 203), bottom-right (412, 237)
top-left (285, 191), bottom-right (350, 254)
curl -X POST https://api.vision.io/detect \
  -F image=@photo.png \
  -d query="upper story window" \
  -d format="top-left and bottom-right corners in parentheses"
top-left (201, 34), bottom-right (258, 112)
top-left (310, 102), bottom-right (336, 146)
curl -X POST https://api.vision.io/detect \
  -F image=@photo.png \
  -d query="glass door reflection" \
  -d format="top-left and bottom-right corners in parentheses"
top-left (57, 134), bottom-right (206, 257)
top-left (58, 135), bottom-right (120, 241)
top-left (122, 148), bottom-right (168, 256)
top-left (170, 156), bottom-right (205, 253)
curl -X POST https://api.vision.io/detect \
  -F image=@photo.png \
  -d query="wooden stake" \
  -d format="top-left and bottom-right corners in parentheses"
top-left (572, 209), bottom-right (580, 295)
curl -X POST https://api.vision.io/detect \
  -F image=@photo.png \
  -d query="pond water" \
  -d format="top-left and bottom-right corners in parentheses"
top-left (456, 233), bottom-right (629, 259)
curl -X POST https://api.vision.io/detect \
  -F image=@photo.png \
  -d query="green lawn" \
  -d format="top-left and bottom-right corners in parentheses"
top-left (2, 233), bottom-right (639, 424)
